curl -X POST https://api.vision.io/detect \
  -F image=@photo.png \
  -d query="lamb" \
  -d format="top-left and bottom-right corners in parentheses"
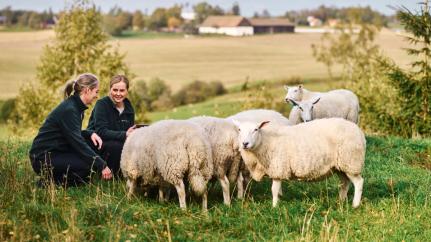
top-left (232, 118), bottom-right (366, 208)
top-left (120, 119), bottom-right (213, 210)
top-left (284, 85), bottom-right (360, 124)
top-left (188, 116), bottom-right (242, 204)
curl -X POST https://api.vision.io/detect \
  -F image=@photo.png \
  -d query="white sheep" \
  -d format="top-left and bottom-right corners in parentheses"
top-left (120, 119), bottom-right (213, 210)
top-left (284, 85), bottom-right (360, 124)
top-left (188, 116), bottom-right (242, 205)
top-left (226, 109), bottom-right (292, 196)
top-left (232, 118), bottom-right (366, 208)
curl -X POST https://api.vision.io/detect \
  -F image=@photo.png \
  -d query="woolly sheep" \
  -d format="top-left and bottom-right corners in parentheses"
top-left (233, 118), bottom-right (366, 208)
top-left (226, 109), bottom-right (292, 195)
top-left (120, 119), bottom-right (213, 210)
top-left (188, 116), bottom-right (242, 205)
top-left (284, 85), bottom-right (360, 124)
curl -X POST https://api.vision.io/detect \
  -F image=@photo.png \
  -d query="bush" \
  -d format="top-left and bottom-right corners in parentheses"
top-left (173, 80), bottom-right (226, 106)
top-left (0, 99), bottom-right (15, 123)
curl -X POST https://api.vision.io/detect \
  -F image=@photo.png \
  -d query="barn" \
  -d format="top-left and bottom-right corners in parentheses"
top-left (249, 18), bottom-right (295, 34)
top-left (198, 16), bottom-right (254, 36)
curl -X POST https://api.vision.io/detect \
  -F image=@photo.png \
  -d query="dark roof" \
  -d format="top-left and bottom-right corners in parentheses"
top-left (249, 18), bottom-right (294, 27)
top-left (200, 16), bottom-right (251, 27)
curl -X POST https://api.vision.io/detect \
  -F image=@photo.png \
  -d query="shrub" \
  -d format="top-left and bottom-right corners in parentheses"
top-left (0, 99), bottom-right (15, 123)
top-left (173, 80), bottom-right (227, 106)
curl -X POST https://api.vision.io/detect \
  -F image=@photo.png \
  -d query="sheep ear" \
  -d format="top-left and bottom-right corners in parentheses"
top-left (289, 99), bottom-right (299, 106)
top-left (258, 121), bottom-right (270, 129)
top-left (312, 97), bottom-right (321, 105)
top-left (231, 119), bottom-right (241, 128)
top-left (284, 85), bottom-right (289, 91)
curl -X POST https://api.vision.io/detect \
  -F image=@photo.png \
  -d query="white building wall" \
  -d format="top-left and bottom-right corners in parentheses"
top-left (199, 26), bottom-right (254, 36)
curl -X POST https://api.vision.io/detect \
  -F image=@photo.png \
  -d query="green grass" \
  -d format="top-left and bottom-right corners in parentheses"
top-left (113, 30), bottom-right (184, 39)
top-left (1, 136), bottom-right (430, 241)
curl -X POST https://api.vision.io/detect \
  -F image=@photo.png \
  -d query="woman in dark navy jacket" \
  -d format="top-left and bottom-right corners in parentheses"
top-left (29, 73), bottom-right (113, 186)
top-left (87, 75), bottom-right (136, 176)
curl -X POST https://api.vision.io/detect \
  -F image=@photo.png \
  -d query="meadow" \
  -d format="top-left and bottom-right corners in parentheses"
top-left (0, 29), bottom-right (413, 99)
top-left (0, 29), bottom-right (430, 241)
top-left (1, 135), bottom-right (430, 241)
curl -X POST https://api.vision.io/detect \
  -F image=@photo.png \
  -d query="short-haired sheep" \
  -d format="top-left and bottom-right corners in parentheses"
top-left (188, 116), bottom-right (242, 204)
top-left (120, 119), bottom-right (213, 210)
top-left (233, 118), bottom-right (366, 208)
top-left (284, 85), bottom-right (360, 124)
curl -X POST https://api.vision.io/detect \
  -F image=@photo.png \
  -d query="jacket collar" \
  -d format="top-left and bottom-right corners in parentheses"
top-left (107, 96), bottom-right (134, 114)
top-left (71, 93), bottom-right (88, 112)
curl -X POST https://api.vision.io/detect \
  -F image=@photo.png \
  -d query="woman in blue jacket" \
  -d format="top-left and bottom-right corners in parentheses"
top-left (29, 73), bottom-right (112, 186)
top-left (87, 75), bottom-right (136, 176)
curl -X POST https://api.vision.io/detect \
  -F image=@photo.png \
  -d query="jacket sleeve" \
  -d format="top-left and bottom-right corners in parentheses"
top-left (93, 101), bottom-right (127, 141)
top-left (59, 108), bottom-right (107, 172)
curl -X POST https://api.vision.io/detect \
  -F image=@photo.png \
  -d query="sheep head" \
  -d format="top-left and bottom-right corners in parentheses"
top-left (284, 84), bottom-right (303, 102)
top-left (289, 97), bottom-right (321, 122)
top-left (232, 120), bottom-right (270, 150)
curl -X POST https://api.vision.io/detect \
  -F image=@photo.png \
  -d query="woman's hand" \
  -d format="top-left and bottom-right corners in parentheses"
top-left (91, 133), bottom-right (103, 150)
top-left (126, 125), bottom-right (136, 137)
top-left (102, 167), bottom-right (112, 180)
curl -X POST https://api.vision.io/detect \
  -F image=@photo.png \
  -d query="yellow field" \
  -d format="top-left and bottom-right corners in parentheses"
top-left (0, 29), bottom-right (413, 99)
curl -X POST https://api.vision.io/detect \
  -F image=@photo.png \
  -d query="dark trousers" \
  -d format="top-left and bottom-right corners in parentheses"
top-left (30, 153), bottom-right (92, 186)
top-left (86, 138), bottom-right (125, 177)
top-left (101, 140), bottom-right (124, 177)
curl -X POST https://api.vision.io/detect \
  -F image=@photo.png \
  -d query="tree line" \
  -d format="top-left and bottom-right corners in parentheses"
top-left (1, 3), bottom-right (397, 34)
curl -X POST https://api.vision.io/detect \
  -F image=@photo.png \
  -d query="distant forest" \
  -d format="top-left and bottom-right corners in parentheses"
top-left (0, 2), bottom-right (397, 34)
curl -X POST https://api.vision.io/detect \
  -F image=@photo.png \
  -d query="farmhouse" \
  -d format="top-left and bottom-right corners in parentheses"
top-left (249, 18), bottom-right (295, 34)
top-left (199, 16), bottom-right (295, 36)
top-left (199, 16), bottom-right (254, 36)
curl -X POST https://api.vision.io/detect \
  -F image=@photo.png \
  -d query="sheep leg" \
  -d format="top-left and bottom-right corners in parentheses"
top-left (346, 174), bottom-right (363, 208)
top-left (236, 172), bottom-right (244, 199)
top-left (158, 188), bottom-right (165, 203)
top-left (126, 179), bottom-right (136, 199)
top-left (202, 190), bottom-right (208, 212)
top-left (337, 172), bottom-right (351, 202)
top-left (272, 179), bottom-right (282, 207)
top-left (219, 175), bottom-right (231, 205)
top-left (174, 180), bottom-right (187, 210)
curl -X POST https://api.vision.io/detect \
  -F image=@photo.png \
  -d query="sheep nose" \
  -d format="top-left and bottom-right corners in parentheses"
top-left (285, 98), bottom-right (289, 103)
top-left (242, 142), bottom-right (249, 148)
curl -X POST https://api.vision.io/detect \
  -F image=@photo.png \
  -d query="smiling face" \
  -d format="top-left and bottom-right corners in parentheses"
top-left (110, 81), bottom-right (128, 105)
top-left (232, 120), bottom-right (270, 150)
top-left (81, 83), bottom-right (100, 105)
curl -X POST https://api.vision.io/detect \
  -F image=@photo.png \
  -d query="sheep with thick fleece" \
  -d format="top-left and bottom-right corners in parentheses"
top-left (284, 85), bottom-right (360, 124)
top-left (226, 109), bottom-right (292, 195)
top-left (233, 118), bottom-right (366, 208)
top-left (188, 116), bottom-right (242, 204)
top-left (120, 119), bottom-right (213, 210)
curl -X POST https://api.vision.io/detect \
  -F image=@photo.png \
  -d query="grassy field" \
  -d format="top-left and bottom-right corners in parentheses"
top-left (1, 135), bottom-right (430, 241)
top-left (0, 29), bottom-right (414, 99)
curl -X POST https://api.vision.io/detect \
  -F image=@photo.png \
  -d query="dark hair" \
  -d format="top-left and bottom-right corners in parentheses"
top-left (110, 74), bottom-right (129, 90)
top-left (64, 73), bottom-right (99, 99)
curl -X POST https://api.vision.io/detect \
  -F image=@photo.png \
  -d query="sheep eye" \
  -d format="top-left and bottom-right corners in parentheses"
top-left (299, 107), bottom-right (303, 111)
top-left (254, 128), bottom-right (258, 132)
top-left (294, 90), bottom-right (298, 92)
top-left (238, 129), bottom-right (241, 131)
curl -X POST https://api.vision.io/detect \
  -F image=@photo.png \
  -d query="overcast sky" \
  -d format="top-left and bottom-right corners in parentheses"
top-left (0, 0), bottom-right (421, 17)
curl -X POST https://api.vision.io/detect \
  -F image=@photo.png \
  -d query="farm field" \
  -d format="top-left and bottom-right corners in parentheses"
top-left (1, 135), bottom-right (430, 241)
top-left (0, 29), bottom-right (413, 99)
